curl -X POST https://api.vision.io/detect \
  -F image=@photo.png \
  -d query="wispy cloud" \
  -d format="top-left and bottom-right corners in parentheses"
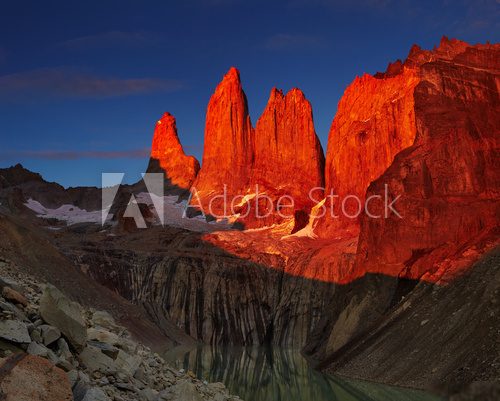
top-left (0, 145), bottom-right (204, 161)
top-left (0, 68), bottom-right (183, 100)
top-left (0, 149), bottom-right (151, 161)
top-left (264, 33), bottom-right (325, 51)
top-left (57, 31), bottom-right (162, 50)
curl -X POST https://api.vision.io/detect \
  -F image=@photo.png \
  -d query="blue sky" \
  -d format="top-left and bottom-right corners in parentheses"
top-left (0, 0), bottom-right (498, 187)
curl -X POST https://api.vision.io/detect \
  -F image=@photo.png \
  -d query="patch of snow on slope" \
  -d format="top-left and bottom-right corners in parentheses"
top-left (25, 199), bottom-right (103, 225)
top-left (25, 194), bottom-right (233, 233)
top-left (123, 193), bottom-right (232, 232)
top-left (281, 198), bottom-right (326, 240)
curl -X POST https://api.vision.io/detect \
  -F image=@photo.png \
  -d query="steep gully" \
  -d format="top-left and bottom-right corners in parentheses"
top-left (2, 37), bottom-right (499, 396)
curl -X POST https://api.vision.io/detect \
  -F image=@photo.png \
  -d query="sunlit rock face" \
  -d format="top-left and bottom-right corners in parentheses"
top-left (147, 112), bottom-right (200, 190)
top-left (191, 67), bottom-right (254, 213)
top-left (84, 38), bottom-right (497, 350)
top-left (251, 88), bottom-right (325, 219)
top-left (319, 66), bottom-right (419, 235)
top-left (192, 68), bottom-right (325, 228)
top-left (355, 38), bottom-right (500, 283)
top-left (318, 39), bottom-right (500, 282)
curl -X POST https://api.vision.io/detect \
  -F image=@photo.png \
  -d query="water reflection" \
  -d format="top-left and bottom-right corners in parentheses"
top-left (163, 346), bottom-right (442, 401)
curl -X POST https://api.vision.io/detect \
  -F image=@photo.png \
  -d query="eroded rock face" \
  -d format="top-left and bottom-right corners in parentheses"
top-left (251, 88), bottom-right (325, 216)
top-left (70, 226), bottom-right (344, 347)
top-left (147, 112), bottom-right (200, 190)
top-left (319, 66), bottom-right (419, 234)
top-left (355, 39), bottom-right (500, 282)
top-left (192, 67), bottom-right (254, 213)
top-left (192, 69), bottom-right (325, 228)
top-left (318, 39), bottom-right (500, 281)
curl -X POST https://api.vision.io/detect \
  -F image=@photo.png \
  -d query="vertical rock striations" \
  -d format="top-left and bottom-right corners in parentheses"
top-left (147, 112), bottom-right (200, 190)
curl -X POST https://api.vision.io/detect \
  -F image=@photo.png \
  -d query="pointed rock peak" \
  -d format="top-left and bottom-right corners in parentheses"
top-left (439, 35), bottom-right (451, 46)
top-left (148, 112), bottom-right (200, 190)
top-left (222, 67), bottom-right (241, 83)
top-left (266, 87), bottom-right (307, 106)
top-left (408, 44), bottom-right (422, 56)
top-left (374, 59), bottom-right (404, 79)
top-left (156, 111), bottom-right (176, 126)
top-left (212, 67), bottom-right (246, 101)
top-left (268, 87), bottom-right (284, 102)
top-left (150, 112), bottom-right (184, 158)
top-left (193, 66), bottom-right (253, 200)
top-left (436, 36), bottom-right (469, 53)
top-left (286, 88), bottom-right (307, 103)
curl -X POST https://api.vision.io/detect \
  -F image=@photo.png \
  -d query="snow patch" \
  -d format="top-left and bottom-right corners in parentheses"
top-left (25, 199), bottom-right (104, 225)
top-left (281, 198), bottom-right (326, 240)
top-left (25, 194), bottom-right (232, 233)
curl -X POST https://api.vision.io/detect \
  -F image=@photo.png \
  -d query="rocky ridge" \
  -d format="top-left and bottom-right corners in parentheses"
top-left (0, 258), bottom-right (241, 401)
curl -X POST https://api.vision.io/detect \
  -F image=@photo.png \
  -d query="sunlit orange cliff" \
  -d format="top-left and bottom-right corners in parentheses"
top-left (150, 37), bottom-right (499, 287)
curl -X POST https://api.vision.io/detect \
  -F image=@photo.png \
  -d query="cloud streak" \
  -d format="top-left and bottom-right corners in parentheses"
top-left (58, 31), bottom-right (161, 50)
top-left (0, 149), bottom-right (151, 161)
top-left (0, 145), bottom-right (204, 161)
top-left (264, 33), bottom-right (325, 50)
top-left (0, 68), bottom-right (182, 99)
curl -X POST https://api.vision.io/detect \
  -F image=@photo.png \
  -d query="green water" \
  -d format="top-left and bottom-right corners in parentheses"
top-left (163, 346), bottom-right (443, 401)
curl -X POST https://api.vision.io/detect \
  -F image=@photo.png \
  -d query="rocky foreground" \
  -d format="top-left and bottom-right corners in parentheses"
top-left (0, 259), bottom-right (241, 401)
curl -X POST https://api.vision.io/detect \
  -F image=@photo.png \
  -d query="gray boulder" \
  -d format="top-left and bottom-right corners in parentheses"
top-left (27, 341), bottom-right (50, 357)
top-left (79, 345), bottom-right (117, 374)
top-left (114, 349), bottom-right (141, 376)
top-left (0, 319), bottom-right (30, 343)
top-left (168, 380), bottom-right (203, 401)
top-left (81, 387), bottom-right (111, 401)
top-left (39, 284), bottom-right (87, 350)
top-left (91, 310), bottom-right (120, 332)
top-left (0, 276), bottom-right (23, 293)
top-left (40, 324), bottom-right (61, 346)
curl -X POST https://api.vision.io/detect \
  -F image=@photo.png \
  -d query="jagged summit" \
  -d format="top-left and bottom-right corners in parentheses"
top-left (147, 112), bottom-right (199, 190)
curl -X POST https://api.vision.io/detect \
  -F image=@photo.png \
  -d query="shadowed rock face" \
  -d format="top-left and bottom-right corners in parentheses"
top-left (147, 112), bottom-right (200, 190)
top-left (67, 226), bottom-right (346, 347)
